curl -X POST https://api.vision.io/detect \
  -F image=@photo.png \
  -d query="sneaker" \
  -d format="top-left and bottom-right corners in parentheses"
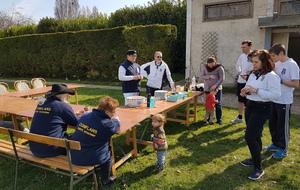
top-left (248, 168), bottom-right (264, 180)
top-left (272, 149), bottom-right (287, 159)
top-left (102, 176), bottom-right (116, 187)
top-left (231, 117), bottom-right (243, 123)
top-left (155, 165), bottom-right (164, 171)
top-left (201, 120), bottom-right (208, 124)
top-left (240, 160), bottom-right (254, 167)
top-left (23, 128), bottom-right (30, 133)
top-left (263, 144), bottom-right (280, 152)
top-left (216, 121), bottom-right (223, 125)
top-left (208, 122), bottom-right (215, 125)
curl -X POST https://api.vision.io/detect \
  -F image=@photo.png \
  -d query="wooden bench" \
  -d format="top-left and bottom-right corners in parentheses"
top-left (0, 126), bottom-right (98, 190)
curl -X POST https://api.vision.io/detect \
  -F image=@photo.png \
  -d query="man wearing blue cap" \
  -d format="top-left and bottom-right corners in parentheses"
top-left (118, 50), bottom-right (143, 105)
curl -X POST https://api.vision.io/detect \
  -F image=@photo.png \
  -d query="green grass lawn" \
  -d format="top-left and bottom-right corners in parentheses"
top-left (0, 87), bottom-right (300, 190)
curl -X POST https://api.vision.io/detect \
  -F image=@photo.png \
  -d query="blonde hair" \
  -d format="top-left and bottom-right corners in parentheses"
top-left (152, 114), bottom-right (166, 124)
top-left (154, 51), bottom-right (162, 57)
top-left (98, 96), bottom-right (119, 112)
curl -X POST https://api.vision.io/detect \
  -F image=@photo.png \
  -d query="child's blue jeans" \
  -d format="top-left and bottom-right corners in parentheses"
top-left (157, 149), bottom-right (167, 167)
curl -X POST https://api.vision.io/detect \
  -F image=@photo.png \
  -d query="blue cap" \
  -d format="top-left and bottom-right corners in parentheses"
top-left (126, 50), bottom-right (137, 56)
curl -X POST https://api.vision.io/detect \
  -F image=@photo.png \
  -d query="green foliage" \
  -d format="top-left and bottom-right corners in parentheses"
top-left (0, 24), bottom-right (37, 38)
top-left (0, 0), bottom-right (186, 74)
top-left (123, 24), bottom-right (177, 70)
top-left (0, 16), bottom-right (109, 37)
top-left (0, 25), bottom-right (177, 81)
top-left (109, 0), bottom-right (187, 72)
top-left (37, 17), bottom-right (59, 33)
top-left (53, 16), bottom-right (109, 32)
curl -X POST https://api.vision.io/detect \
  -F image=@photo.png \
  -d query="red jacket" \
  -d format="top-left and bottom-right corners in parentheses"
top-left (205, 94), bottom-right (219, 110)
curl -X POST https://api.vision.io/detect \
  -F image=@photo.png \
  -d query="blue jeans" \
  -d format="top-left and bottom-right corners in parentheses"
top-left (205, 90), bottom-right (222, 122)
top-left (95, 155), bottom-right (112, 183)
top-left (157, 150), bottom-right (167, 167)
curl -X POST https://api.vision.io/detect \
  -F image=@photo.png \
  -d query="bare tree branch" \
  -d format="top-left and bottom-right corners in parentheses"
top-left (0, 7), bottom-right (33, 30)
top-left (54, 0), bottom-right (80, 20)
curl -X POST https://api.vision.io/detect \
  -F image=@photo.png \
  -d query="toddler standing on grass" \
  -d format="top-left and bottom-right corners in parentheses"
top-left (203, 89), bottom-right (219, 125)
top-left (151, 114), bottom-right (168, 171)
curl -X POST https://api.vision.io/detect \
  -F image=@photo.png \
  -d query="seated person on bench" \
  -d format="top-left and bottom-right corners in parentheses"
top-left (0, 120), bottom-right (29, 132)
top-left (29, 84), bottom-right (79, 158)
top-left (70, 96), bottom-right (120, 187)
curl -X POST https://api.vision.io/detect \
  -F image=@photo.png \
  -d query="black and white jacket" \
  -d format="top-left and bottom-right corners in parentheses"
top-left (140, 60), bottom-right (174, 89)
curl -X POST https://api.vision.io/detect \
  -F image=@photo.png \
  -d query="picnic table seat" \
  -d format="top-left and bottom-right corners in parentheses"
top-left (0, 127), bottom-right (98, 190)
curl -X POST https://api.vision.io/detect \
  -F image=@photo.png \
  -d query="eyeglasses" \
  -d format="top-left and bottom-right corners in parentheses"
top-left (109, 111), bottom-right (116, 114)
top-left (156, 56), bottom-right (163, 58)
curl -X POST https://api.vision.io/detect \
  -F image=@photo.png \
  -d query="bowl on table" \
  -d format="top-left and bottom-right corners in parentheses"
top-left (127, 96), bottom-right (146, 107)
top-left (154, 90), bottom-right (167, 100)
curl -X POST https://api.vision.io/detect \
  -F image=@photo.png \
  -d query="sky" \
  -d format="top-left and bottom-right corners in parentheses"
top-left (0, 0), bottom-right (151, 22)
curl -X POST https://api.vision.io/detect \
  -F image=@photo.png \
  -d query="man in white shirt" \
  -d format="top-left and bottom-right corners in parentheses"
top-left (265, 43), bottom-right (300, 159)
top-left (140, 51), bottom-right (174, 96)
top-left (231, 40), bottom-right (253, 123)
top-left (118, 50), bottom-right (143, 105)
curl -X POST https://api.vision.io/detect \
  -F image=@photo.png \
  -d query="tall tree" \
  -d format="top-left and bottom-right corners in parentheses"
top-left (86, 6), bottom-right (91, 17)
top-left (54, 0), bottom-right (80, 20)
top-left (92, 6), bottom-right (99, 18)
top-left (0, 7), bottom-right (33, 29)
top-left (79, 6), bottom-right (86, 17)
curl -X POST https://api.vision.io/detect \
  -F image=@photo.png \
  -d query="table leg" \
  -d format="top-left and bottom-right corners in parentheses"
top-left (11, 115), bottom-right (20, 130)
top-left (74, 88), bottom-right (79, 105)
top-left (110, 138), bottom-right (117, 176)
top-left (193, 96), bottom-right (198, 121)
top-left (126, 130), bottom-right (131, 146)
top-left (186, 101), bottom-right (190, 127)
top-left (12, 114), bottom-right (27, 144)
top-left (132, 126), bottom-right (138, 157)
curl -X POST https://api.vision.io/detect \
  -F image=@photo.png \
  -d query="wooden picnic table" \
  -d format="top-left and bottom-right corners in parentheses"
top-left (118, 91), bottom-right (203, 126)
top-left (0, 84), bottom-right (84, 105)
top-left (2, 91), bottom-right (203, 176)
top-left (0, 96), bottom-right (37, 131)
top-left (118, 91), bottom-right (203, 149)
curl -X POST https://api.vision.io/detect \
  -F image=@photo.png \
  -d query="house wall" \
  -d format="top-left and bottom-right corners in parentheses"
top-left (273, 33), bottom-right (289, 51)
top-left (189, 0), bottom-right (272, 86)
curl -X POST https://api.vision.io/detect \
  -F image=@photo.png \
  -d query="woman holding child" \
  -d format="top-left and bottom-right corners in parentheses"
top-left (239, 49), bottom-right (281, 180)
top-left (200, 55), bottom-right (225, 125)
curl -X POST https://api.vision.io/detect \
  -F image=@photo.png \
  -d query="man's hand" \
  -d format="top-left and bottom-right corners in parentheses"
top-left (114, 116), bottom-right (120, 122)
top-left (133, 75), bottom-right (143, 80)
top-left (240, 74), bottom-right (248, 80)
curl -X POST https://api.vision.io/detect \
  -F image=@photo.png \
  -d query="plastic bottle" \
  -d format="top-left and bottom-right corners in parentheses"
top-left (150, 97), bottom-right (155, 108)
top-left (172, 82), bottom-right (176, 95)
top-left (190, 76), bottom-right (196, 91)
top-left (147, 93), bottom-right (151, 107)
top-left (191, 76), bottom-right (196, 87)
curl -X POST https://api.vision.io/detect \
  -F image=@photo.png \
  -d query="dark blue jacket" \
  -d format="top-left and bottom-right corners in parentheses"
top-left (29, 97), bottom-right (78, 158)
top-left (70, 109), bottom-right (120, 166)
top-left (120, 59), bottom-right (141, 93)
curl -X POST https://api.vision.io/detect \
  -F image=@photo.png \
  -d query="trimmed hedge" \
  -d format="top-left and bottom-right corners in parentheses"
top-left (0, 24), bottom-right (177, 81)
